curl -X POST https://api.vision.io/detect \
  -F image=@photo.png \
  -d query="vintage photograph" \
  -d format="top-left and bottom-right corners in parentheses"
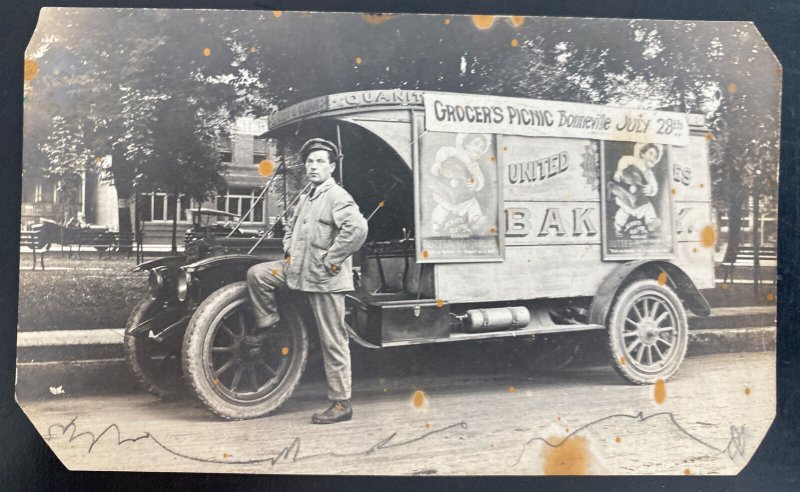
top-left (16, 9), bottom-right (779, 475)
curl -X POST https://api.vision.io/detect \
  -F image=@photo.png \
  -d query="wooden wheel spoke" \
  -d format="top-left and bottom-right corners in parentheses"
top-left (646, 346), bottom-right (653, 365)
top-left (237, 310), bottom-right (248, 335)
top-left (656, 337), bottom-right (673, 348)
top-left (248, 367), bottom-right (260, 391)
top-left (212, 346), bottom-right (235, 353)
top-left (215, 358), bottom-right (237, 376)
top-left (654, 311), bottom-right (670, 325)
top-left (626, 338), bottom-right (641, 357)
top-left (653, 343), bottom-right (665, 360)
top-left (257, 359), bottom-right (278, 377)
top-left (623, 330), bottom-right (639, 338)
top-left (633, 303), bottom-right (643, 320)
top-left (635, 344), bottom-right (645, 363)
top-left (221, 324), bottom-right (237, 339)
top-left (657, 326), bottom-right (675, 333)
top-left (230, 367), bottom-right (245, 391)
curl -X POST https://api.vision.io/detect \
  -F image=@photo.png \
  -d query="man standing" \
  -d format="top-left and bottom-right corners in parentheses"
top-left (247, 138), bottom-right (368, 424)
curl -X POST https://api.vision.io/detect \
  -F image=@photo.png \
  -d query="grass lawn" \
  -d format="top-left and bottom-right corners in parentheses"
top-left (17, 254), bottom-right (148, 331)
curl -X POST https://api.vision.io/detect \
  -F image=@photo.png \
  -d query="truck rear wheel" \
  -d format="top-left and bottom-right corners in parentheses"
top-left (182, 281), bottom-right (308, 420)
top-left (123, 298), bottom-right (185, 399)
top-left (607, 279), bottom-right (688, 384)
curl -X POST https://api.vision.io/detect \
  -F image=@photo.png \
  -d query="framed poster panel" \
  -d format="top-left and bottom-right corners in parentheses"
top-left (601, 140), bottom-right (677, 259)
top-left (415, 131), bottom-right (504, 262)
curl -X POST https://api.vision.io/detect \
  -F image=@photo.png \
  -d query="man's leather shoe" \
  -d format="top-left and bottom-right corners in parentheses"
top-left (311, 400), bottom-right (352, 424)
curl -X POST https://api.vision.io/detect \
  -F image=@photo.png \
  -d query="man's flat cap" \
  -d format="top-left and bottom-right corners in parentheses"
top-left (300, 138), bottom-right (340, 162)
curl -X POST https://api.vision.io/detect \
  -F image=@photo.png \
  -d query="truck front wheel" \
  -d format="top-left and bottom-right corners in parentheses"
top-left (182, 281), bottom-right (308, 420)
top-left (123, 298), bottom-right (185, 399)
top-left (607, 279), bottom-right (688, 384)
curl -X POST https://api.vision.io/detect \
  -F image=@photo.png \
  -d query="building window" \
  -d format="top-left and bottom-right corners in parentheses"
top-left (34, 182), bottom-right (55, 203)
top-left (140, 193), bottom-right (194, 222)
top-left (219, 135), bottom-right (233, 163)
top-left (253, 138), bottom-right (268, 164)
top-left (216, 187), bottom-right (265, 224)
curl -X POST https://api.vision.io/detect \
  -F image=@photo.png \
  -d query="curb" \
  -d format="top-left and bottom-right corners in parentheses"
top-left (15, 307), bottom-right (777, 399)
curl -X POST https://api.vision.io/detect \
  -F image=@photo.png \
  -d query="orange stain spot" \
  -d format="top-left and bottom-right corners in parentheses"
top-left (223, 452), bottom-right (229, 459)
top-left (203, 48), bottom-right (211, 57)
top-left (705, 132), bottom-right (715, 141)
top-left (378, 200), bottom-right (384, 207)
top-left (766, 293), bottom-right (775, 302)
top-left (425, 422), bottom-right (431, 429)
top-left (565, 428), bottom-right (570, 433)
top-left (490, 156), bottom-right (497, 161)
top-left (355, 56), bottom-right (363, 65)
top-left (671, 188), bottom-right (677, 195)
top-left (472, 15), bottom-right (496, 30)
top-left (508, 386), bottom-right (517, 393)
top-left (699, 183), bottom-right (705, 188)
top-left (511, 39), bottom-right (519, 47)
top-left (490, 227), bottom-right (497, 234)
top-left (684, 468), bottom-right (691, 475)
top-left (615, 436), bottom-right (621, 443)
top-left (653, 379), bottom-right (666, 404)
top-left (95, 156), bottom-right (102, 164)
top-left (272, 10), bottom-right (283, 17)
top-left (436, 298), bottom-right (445, 308)
top-left (412, 390), bottom-right (426, 408)
top-left (251, 47), bottom-right (257, 53)
top-left (692, 247), bottom-right (698, 253)
top-left (721, 283), bottom-right (729, 290)
top-left (281, 347), bottom-right (289, 356)
top-left (727, 83), bottom-right (737, 94)
top-left (556, 416), bottom-right (561, 421)
top-left (700, 225), bottom-right (717, 248)
top-left (383, 387), bottom-right (388, 392)
top-left (422, 250), bottom-right (429, 258)
top-left (24, 59), bottom-right (39, 81)
top-left (503, 146), bottom-right (508, 151)
top-left (511, 16), bottom-right (525, 27)
top-left (467, 177), bottom-right (475, 185)
top-left (331, 264), bottom-right (338, 271)
top-left (745, 387), bottom-right (751, 395)
top-left (657, 272), bottom-right (668, 286)
top-left (258, 160), bottom-right (274, 176)
top-left (542, 434), bottom-right (590, 475)
top-left (619, 356), bottom-right (626, 366)
top-left (213, 378), bottom-right (219, 385)
top-left (444, 18), bottom-right (451, 25)
top-left (270, 269), bottom-right (278, 276)
top-left (361, 13), bottom-right (394, 25)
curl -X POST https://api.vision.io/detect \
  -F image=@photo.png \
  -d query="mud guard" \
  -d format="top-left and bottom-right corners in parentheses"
top-left (589, 260), bottom-right (711, 326)
top-left (183, 254), bottom-right (265, 274)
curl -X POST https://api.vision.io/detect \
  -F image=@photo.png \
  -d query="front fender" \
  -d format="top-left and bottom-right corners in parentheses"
top-left (589, 260), bottom-right (711, 326)
top-left (133, 255), bottom-right (187, 272)
top-left (183, 254), bottom-right (265, 275)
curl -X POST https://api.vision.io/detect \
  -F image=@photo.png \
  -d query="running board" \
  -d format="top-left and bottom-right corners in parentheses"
top-left (381, 323), bottom-right (605, 347)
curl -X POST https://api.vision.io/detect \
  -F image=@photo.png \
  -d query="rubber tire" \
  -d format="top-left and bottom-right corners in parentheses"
top-left (182, 281), bottom-right (308, 420)
top-left (123, 298), bottom-right (186, 399)
top-left (607, 279), bottom-right (688, 384)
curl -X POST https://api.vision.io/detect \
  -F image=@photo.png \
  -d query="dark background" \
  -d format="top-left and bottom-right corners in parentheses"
top-left (1, 1), bottom-right (798, 490)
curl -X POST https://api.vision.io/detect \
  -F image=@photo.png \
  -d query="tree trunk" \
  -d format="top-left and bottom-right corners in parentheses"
top-left (722, 191), bottom-right (745, 265)
top-left (111, 146), bottom-right (134, 252)
top-left (170, 194), bottom-right (179, 253)
top-left (752, 187), bottom-right (761, 295)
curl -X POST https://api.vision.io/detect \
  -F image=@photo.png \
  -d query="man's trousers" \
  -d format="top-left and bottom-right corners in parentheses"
top-left (247, 260), bottom-right (351, 401)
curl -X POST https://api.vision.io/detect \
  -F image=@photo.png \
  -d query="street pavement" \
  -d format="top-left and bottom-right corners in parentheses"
top-left (18, 351), bottom-right (774, 476)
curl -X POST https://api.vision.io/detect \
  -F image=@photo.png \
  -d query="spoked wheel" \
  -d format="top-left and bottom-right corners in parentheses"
top-left (123, 298), bottom-right (186, 399)
top-left (607, 279), bottom-right (688, 384)
top-left (182, 281), bottom-right (308, 420)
